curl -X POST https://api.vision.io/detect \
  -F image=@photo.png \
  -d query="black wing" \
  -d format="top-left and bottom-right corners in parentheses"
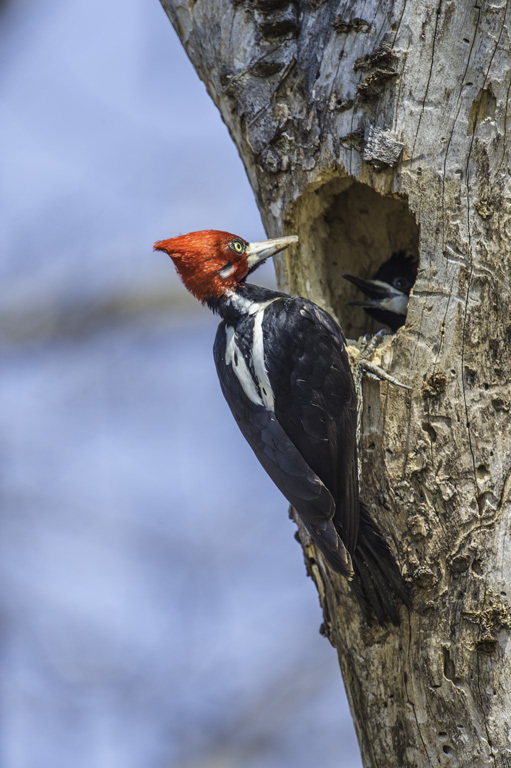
top-left (261, 297), bottom-right (359, 555)
top-left (213, 316), bottom-right (353, 575)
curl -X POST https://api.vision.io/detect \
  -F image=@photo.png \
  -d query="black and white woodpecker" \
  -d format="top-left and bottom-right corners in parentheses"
top-left (154, 230), bottom-right (409, 625)
top-left (343, 251), bottom-right (418, 332)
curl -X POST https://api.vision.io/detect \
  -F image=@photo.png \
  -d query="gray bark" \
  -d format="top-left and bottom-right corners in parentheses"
top-left (160, 1), bottom-right (511, 765)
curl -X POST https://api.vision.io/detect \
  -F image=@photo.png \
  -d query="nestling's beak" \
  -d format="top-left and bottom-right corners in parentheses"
top-left (343, 274), bottom-right (408, 316)
top-left (343, 274), bottom-right (395, 300)
top-left (246, 235), bottom-right (298, 271)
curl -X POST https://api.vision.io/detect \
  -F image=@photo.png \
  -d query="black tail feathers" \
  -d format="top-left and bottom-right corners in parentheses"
top-left (351, 502), bottom-right (410, 626)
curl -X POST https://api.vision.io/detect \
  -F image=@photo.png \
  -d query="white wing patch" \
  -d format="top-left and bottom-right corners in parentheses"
top-left (224, 298), bottom-right (280, 410)
top-left (252, 309), bottom-right (275, 409)
top-left (224, 326), bottom-right (263, 406)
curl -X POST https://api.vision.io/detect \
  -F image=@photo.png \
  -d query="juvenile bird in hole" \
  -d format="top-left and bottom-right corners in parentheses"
top-left (343, 251), bottom-right (418, 332)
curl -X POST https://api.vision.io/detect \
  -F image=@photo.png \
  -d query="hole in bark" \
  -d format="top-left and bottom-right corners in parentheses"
top-left (477, 491), bottom-right (496, 515)
top-left (290, 176), bottom-right (420, 338)
top-left (476, 463), bottom-right (490, 482)
top-left (468, 86), bottom-right (497, 134)
top-left (442, 648), bottom-right (465, 689)
top-left (442, 648), bottom-right (456, 682)
top-left (421, 421), bottom-right (437, 442)
top-left (443, 745), bottom-right (454, 755)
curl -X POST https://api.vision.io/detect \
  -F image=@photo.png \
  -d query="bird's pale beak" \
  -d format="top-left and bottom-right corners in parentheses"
top-left (246, 235), bottom-right (298, 271)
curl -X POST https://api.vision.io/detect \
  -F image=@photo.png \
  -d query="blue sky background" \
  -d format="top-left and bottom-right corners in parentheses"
top-left (1, 1), bottom-right (362, 766)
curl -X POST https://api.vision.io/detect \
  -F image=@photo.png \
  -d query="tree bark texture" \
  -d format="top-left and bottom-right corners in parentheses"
top-left (160, 1), bottom-right (511, 765)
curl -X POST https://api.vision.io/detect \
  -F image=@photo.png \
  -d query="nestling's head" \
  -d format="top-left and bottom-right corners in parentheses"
top-left (154, 230), bottom-right (298, 303)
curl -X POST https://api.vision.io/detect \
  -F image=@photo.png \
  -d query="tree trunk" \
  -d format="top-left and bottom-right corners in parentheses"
top-left (159, 1), bottom-right (511, 765)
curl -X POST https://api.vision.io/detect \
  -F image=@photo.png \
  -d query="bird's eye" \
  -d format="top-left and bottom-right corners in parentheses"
top-left (394, 278), bottom-right (407, 290)
top-left (230, 239), bottom-right (245, 254)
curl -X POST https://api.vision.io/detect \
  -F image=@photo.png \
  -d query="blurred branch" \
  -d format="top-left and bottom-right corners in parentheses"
top-left (0, 286), bottom-right (199, 345)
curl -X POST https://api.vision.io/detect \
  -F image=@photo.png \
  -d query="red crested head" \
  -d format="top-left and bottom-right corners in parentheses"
top-left (154, 230), bottom-right (298, 303)
top-left (153, 230), bottom-right (250, 302)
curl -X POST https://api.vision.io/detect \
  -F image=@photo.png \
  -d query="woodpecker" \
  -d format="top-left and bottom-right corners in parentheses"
top-left (154, 230), bottom-right (409, 625)
top-left (343, 251), bottom-right (418, 332)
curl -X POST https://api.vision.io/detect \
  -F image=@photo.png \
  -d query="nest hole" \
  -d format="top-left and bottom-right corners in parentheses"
top-left (290, 176), bottom-right (420, 339)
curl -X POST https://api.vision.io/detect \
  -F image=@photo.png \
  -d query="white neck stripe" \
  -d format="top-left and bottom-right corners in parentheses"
top-left (223, 297), bottom-right (280, 409)
top-left (224, 290), bottom-right (277, 316)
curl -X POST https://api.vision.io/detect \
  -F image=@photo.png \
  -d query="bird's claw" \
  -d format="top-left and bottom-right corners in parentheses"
top-left (358, 328), bottom-right (392, 356)
top-left (350, 329), bottom-right (411, 391)
top-left (357, 359), bottom-right (412, 390)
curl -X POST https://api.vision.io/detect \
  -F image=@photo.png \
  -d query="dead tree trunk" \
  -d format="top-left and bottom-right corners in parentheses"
top-left (159, 1), bottom-right (511, 765)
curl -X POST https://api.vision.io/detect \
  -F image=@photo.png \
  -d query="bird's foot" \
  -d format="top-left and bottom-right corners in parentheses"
top-left (349, 329), bottom-right (411, 391)
top-left (347, 330), bottom-right (411, 444)
top-left (358, 329), bottom-right (392, 356)
top-left (357, 359), bottom-right (412, 390)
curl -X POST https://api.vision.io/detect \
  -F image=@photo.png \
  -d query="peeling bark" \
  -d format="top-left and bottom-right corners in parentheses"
top-left (160, 1), bottom-right (511, 765)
